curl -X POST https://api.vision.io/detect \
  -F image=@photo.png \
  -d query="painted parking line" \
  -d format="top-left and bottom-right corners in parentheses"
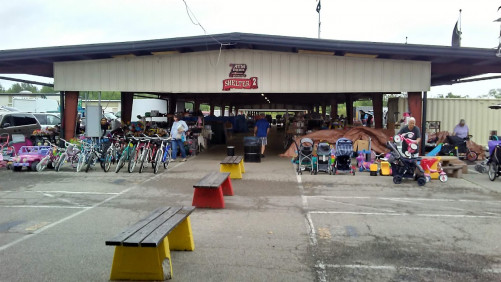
top-left (305, 195), bottom-right (501, 204)
top-left (321, 264), bottom-right (501, 274)
top-left (309, 211), bottom-right (501, 219)
top-left (0, 191), bottom-right (120, 195)
top-left (0, 205), bottom-right (91, 209)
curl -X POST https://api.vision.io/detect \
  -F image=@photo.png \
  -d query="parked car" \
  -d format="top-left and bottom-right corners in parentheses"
top-left (32, 113), bottom-right (61, 130)
top-left (0, 111), bottom-right (41, 140)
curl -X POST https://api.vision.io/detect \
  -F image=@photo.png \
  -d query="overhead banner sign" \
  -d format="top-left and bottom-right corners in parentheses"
top-left (222, 63), bottom-right (258, 91)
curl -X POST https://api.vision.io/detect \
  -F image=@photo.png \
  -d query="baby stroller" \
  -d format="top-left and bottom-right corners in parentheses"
top-left (332, 138), bottom-right (355, 175)
top-left (314, 142), bottom-right (331, 174)
top-left (487, 140), bottom-right (501, 181)
top-left (386, 141), bottom-right (426, 186)
top-left (295, 138), bottom-right (315, 175)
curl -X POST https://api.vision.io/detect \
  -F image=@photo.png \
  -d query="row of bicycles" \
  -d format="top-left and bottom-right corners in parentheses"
top-left (35, 134), bottom-right (174, 174)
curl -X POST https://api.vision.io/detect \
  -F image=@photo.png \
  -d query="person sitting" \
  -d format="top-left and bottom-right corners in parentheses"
top-left (453, 119), bottom-right (469, 139)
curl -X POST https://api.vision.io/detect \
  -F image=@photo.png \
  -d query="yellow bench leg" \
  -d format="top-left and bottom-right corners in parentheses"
top-left (168, 216), bottom-right (195, 251)
top-left (110, 238), bottom-right (172, 280)
top-left (220, 164), bottom-right (242, 179)
top-left (239, 160), bottom-right (245, 174)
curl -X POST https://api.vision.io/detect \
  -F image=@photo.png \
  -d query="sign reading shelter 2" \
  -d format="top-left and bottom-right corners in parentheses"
top-left (222, 63), bottom-right (258, 91)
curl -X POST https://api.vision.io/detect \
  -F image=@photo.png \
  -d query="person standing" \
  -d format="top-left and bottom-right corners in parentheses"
top-left (397, 117), bottom-right (421, 154)
top-left (170, 113), bottom-right (189, 162)
top-left (453, 119), bottom-right (469, 139)
top-left (254, 113), bottom-right (270, 158)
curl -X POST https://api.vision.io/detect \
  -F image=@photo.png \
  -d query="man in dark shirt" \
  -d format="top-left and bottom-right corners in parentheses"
top-left (397, 117), bottom-right (421, 155)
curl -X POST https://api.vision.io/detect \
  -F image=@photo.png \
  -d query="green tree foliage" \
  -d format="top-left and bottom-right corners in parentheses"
top-left (478, 89), bottom-right (501, 99)
top-left (40, 86), bottom-right (55, 93)
top-left (435, 92), bottom-right (468, 98)
top-left (80, 91), bottom-right (121, 100)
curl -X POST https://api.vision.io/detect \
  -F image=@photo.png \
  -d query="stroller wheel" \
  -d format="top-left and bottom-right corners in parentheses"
top-left (488, 162), bottom-right (497, 181)
top-left (466, 151), bottom-right (478, 162)
top-left (393, 175), bottom-right (402, 184)
top-left (417, 176), bottom-right (426, 186)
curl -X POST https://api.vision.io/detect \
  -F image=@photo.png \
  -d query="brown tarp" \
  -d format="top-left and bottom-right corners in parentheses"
top-left (280, 127), bottom-right (394, 158)
top-left (280, 127), bottom-right (486, 160)
top-left (428, 131), bottom-right (486, 160)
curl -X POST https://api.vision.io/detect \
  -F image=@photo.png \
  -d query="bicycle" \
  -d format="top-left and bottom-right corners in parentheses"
top-left (128, 136), bottom-right (146, 173)
top-left (84, 138), bottom-right (109, 172)
top-left (154, 137), bottom-right (172, 174)
top-left (138, 135), bottom-right (157, 173)
top-left (36, 141), bottom-right (63, 172)
top-left (54, 139), bottom-right (82, 172)
top-left (102, 135), bottom-right (124, 172)
top-left (115, 136), bottom-right (137, 173)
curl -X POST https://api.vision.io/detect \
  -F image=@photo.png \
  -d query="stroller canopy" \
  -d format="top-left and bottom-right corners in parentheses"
top-left (335, 138), bottom-right (353, 157)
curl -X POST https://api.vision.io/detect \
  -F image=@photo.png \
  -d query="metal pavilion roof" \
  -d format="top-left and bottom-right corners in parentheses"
top-left (0, 32), bottom-right (500, 87)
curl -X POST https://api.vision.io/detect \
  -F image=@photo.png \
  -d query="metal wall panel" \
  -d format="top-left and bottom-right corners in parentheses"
top-left (396, 98), bottom-right (501, 146)
top-left (54, 49), bottom-right (431, 93)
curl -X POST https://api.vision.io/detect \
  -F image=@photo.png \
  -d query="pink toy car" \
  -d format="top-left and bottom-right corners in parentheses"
top-left (12, 146), bottom-right (51, 172)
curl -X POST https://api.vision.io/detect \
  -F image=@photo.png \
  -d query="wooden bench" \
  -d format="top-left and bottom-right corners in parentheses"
top-left (192, 172), bottom-right (233, 209)
top-left (220, 155), bottom-right (245, 179)
top-left (442, 165), bottom-right (463, 178)
top-left (105, 206), bottom-right (195, 280)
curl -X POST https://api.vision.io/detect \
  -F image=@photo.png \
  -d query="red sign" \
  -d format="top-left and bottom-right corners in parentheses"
top-left (222, 77), bottom-right (258, 91)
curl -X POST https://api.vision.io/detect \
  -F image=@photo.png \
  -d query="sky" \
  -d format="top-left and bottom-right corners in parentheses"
top-left (1, 0), bottom-right (500, 97)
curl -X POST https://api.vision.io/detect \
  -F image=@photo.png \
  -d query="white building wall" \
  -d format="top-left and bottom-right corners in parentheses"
top-left (54, 49), bottom-right (431, 93)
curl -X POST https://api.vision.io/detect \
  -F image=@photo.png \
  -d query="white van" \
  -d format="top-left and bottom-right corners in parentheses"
top-left (131, 99), bottom-right (168, 122)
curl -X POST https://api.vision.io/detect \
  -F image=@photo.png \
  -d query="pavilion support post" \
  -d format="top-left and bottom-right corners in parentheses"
top-left (346, 95), bottom-right (354, 126)
top-left (372, 93), bottom-right (383, 129)
top-left (194, 99), bottom-right (201, 114)
top-left (321, 103), bottom-right (327, 118)
top-left (330, 98), bottom-right (338, 118)
top-left (64, 91), bottom-right (79, 140)
top-left (169, 96), bottom-right (177, 114)
top-left (121, 92), bottom-right (134, 124)
top-left (209, 100), bottom-right (215, 116)
top-left (407, 92), bottom-right (422, 132)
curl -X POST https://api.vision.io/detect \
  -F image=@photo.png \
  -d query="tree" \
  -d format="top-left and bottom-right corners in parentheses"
top-left (487, 89), bottom-right (501, 99)
top-left (0, 83), bottom-right (5, 93)
top-left (6, 83), bottom-right (39, 93)
top-left (40, 86), bottom-right (55, 93)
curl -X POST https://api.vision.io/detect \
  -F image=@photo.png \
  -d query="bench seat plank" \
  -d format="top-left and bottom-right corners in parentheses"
top-left (195, 172), bottom-right (231, 188)
top-left (220, 156), bottom-right (243, 164)
top-left (142, 207), bottom-right (195, 247)
top-left (123, 207), bottom-right (183, 247)
top-left (105, 207), bottom-right (175, 246)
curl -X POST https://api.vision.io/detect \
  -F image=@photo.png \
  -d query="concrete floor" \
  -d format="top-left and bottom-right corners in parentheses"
top-left (0, 126), bottom-right (500, 281)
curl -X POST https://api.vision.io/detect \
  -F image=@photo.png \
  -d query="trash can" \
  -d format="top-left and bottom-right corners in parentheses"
top-left (227, 146), bottom-right (235, 156)
top-left (243, 137), bottom-right (261, 162)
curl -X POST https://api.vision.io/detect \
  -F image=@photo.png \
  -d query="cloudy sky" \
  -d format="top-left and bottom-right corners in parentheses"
top-left (1, 0), bottom-right (500, 97)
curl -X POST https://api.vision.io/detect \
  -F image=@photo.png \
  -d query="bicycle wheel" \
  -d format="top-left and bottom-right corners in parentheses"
top-left (103, 148), bottom-right (113, 172)
top-left (128, 149), bottom-right (138, 173)
top-left (139, 148), bottom-right (149, 173)
top-left (154, 148), bottom-right (163, 174)
top-left (466, 151), bottom-right (478, 162)
top-left (163, 147), bottom-right (172, 169)
top-left (85, 152), bottom-right (95, 172)
top-left (115, 149), bottom-right (127, 173)
top-left (488, 162), bottom-right (497, 181)
top-left (76, 153), bottom-right (86, 172)
top-left (37, 156), bottom-right (50, 172)
top-left (55, 153), bottom-right (67, 172)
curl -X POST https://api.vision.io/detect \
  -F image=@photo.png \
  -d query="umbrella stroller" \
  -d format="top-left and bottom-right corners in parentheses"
top-left (294, 138), bottom-right (315, 175)
top-left (314, 142), bottom-right (332, 174)
top-left (332, 138), bottom-right (355, 175)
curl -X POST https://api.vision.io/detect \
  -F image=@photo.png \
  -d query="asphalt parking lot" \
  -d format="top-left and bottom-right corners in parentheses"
top-left (1, 128), bottom-right (500, 281)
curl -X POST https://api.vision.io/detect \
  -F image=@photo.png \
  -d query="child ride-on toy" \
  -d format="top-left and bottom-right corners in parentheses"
top-left (12, 146), bottom-right (51, 171)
